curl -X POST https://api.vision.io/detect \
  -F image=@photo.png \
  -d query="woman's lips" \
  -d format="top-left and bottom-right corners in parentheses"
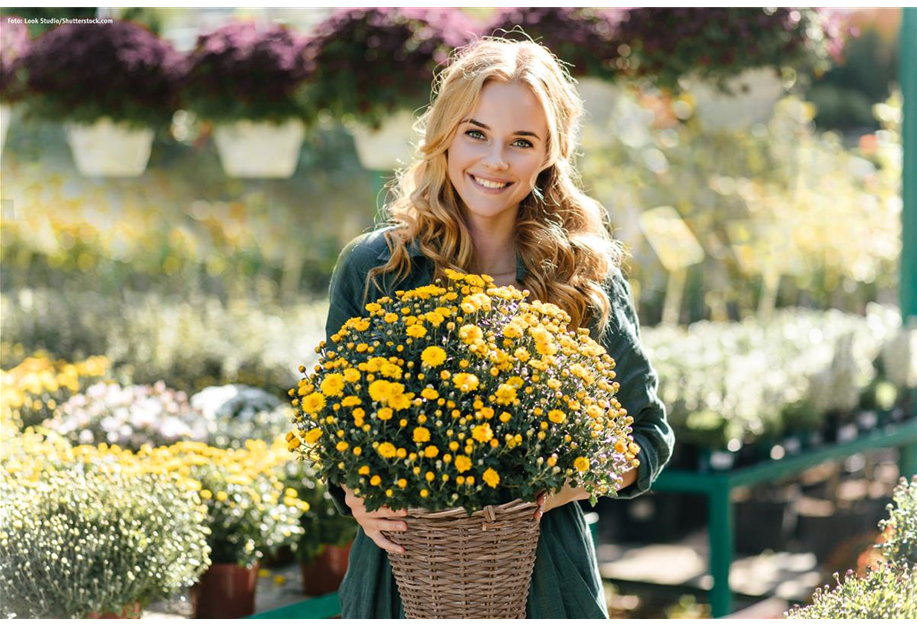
top-left (468, 173), bottom-right (514, 194)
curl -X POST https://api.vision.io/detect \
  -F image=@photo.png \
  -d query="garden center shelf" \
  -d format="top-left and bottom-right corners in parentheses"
top-left (647, 416), bottom-right (917, 618)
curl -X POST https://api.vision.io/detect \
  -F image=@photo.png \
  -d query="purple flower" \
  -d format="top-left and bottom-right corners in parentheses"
top-left (484, 8), bottom-right (625, 80)
top-left (182, 20), bottom-right (312, 123)
top-left (22, 19), bottom-right (183, 126)
top-left (0, 16), bottom-right (30, 101)
top-left (617, 8), bottom-right (853, 92)
top-left (304, 8), bottom-right (479, 127)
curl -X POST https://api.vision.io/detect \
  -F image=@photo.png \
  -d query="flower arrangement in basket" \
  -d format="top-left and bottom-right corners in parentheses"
top-left (288, 271), bottom-right (639, 618)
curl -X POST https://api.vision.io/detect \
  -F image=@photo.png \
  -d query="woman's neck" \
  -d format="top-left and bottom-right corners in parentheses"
top-left (464, 212), bottom-right (517, 276)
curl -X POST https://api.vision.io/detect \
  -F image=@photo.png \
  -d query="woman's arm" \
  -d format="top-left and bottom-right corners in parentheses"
top-left (595, 269), bottom-right (675, 500)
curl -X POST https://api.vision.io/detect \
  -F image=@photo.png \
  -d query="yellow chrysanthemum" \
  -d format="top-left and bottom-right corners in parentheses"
top-left (421, 346), bottom-right (447, 368)
top-left (378, 442), bottom-right (397, 458)
top-left (482, 468), bottom-right (500, 488)
top-left (454, 455), bottom-right (472, 473)
top-left (423, 445), bottom-right (439, 458)
top-left (320, 373), bottom-right (345, 397)
top-left (413, 427), bottom-right (431, 443)
top-left (358, 465), bottom-right (370, 475)
top-left (494, 384), bottom-right (517, 405)
top-left (304, 428), bottom-right (323, 445)
top-left (472, 423), bottom-right (493, 443)
top-left (452, 372), bottom-right (480, 393)
top-left (388, 392), bottom-right (413, 411)
top-left (421, 388), bottom-right (439, 400)
top-left (342, 395), bottom-right (362, 407)
top-left (301, 392), bottom-right (326, 415)
top-left (406, 324), bottom-right (427, 338)
top-left (368, 380), bottom-right (392, 404)
top-left (548, 410), bottom-right (566, 424)
top-left (343, 368), bottom-right (361, 383)
top-left (458, 324), bottom-right (484, 345)
top-left (574, 457), bottom-right (590, 473)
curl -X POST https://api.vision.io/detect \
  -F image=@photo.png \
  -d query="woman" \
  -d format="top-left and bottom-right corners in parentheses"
top-left (323, 38), bottom-right (674, 619)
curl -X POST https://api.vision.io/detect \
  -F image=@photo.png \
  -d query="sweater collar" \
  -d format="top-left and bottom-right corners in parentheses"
top-left (378, 236), bottom-right (528, 282)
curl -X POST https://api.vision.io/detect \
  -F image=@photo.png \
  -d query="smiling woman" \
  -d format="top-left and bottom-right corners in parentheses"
top-left (321, 37), bottom-right (674, 619)
top-left (447, 81), bottom-right (550, 280)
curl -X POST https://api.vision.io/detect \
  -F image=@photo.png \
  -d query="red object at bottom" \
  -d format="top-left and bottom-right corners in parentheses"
top-left (191, 562), bottom-right (259, 619)
top-left (300, 541), bottom-right (353, 596)
top-left (87, 601), bottom-right (142, 618)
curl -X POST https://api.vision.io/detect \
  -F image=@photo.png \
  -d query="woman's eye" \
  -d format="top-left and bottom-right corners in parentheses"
top-left (465, 128), bottom-right (532, 148)
top-left (466, 129), bottom-right (485, 140)
top-left (513, 139), bottom-right (533, 148)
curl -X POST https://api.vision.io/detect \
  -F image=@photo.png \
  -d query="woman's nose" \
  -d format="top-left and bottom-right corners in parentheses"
top-left (482, 145), bottom-right (509, 171)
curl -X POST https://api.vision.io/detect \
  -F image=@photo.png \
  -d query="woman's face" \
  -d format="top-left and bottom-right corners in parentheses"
top-left (446, 81), bottom-right (550, 225)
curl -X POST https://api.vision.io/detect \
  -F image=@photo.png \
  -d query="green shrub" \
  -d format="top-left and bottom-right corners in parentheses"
top-left (878, 476), bottom-right (917, 566)
top-left (786, 563), bottom-right (917, 619)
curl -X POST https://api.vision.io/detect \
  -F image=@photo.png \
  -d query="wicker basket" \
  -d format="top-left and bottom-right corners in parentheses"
top-left (382, 499), bottom-right (541, 618)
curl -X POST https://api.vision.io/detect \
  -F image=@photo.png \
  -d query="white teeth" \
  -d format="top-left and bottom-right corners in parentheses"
top-left (473, 175), bottom-right (509, 189)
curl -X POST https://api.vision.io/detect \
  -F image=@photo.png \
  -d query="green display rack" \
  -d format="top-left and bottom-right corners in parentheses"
top-left (649, 417), bottom-right (917, 618)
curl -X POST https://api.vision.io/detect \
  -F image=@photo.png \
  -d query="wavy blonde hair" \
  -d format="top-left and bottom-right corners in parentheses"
top-left (366, 37), bottom-right (626, 336)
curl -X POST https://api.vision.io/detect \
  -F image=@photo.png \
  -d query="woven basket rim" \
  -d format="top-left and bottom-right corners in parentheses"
top-left (400, 498), bottom-right (536, 519)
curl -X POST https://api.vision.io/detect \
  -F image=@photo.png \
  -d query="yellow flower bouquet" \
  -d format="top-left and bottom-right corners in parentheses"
top-left (288, 271), bottom-right (639, 617)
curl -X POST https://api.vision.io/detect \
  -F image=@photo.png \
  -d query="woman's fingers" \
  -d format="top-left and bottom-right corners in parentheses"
top-left (368, 530), bottom-right (406, 555)
top-left (533, 490), bottom-right (547, 521)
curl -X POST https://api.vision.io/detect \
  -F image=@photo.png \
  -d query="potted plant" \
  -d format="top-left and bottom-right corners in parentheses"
top-left (21, 20), bottom-right (183, 176)
top-left (0, 15), bottom-right (29, 156)
top-left (787, 476), bottom-right (917, 619)
top-left (182, 21), bottom-right (312, 179)
top-left (0, 431), bottom-right (211, 619)
top-left (289, 271), bottom-right (639, 617)
top-left (140, 439), bottom-right (307, 619)
top-left (280, 458), bottom-right (359, 595)
top-left (304, 8), bottom-right (475, 170)
top-left (616, 8), bottom-right (850, 129)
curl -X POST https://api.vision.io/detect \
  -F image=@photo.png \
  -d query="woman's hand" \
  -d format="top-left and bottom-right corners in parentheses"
top-left (533, 479), bottom-right (587, 522)
top-left (343, 485), bottom-right (409, 555)
top-left (533, 468), bottom-right (639, 522)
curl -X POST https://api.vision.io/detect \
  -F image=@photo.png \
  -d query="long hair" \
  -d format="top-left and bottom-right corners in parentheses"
top-left (365, 37), bottom-right (626, 336)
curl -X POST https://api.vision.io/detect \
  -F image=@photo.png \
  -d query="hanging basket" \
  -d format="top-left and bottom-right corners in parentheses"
top-left (213, 118), bottom-right (305, 179)
top-left (688, 67), bottom-right (785, 131)
top-left (348, 109), bottom-right (416, 172)
top-left (382, 499), bottom-right (540, 619)
top-left (65, 118), bottom-right (154, 177)
top-left (0, 104), bottom-right (11, 157)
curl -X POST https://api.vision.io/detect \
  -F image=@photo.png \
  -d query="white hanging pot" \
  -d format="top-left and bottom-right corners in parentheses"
top-left (348, 109), bottom-right (416, 172)
top-left (0, 104), bottom-right (11, 157)
top-left (688, 67), bottom-right (785, 131)
top-left (213, 118), bottom-right (305, 179)
top-left (65, 118), bottom-right (154, 177)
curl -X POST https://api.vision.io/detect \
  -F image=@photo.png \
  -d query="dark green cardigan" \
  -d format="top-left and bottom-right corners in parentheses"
top-left (322, 227), bottom-right (674, 619)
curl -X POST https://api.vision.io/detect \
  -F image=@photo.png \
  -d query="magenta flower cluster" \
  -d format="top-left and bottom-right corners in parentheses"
top-left (0, 16), bottom-right (30, 101)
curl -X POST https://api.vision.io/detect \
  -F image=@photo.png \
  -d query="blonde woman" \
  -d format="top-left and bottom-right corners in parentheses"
top-left (324, 38), bottom-right (674, 619)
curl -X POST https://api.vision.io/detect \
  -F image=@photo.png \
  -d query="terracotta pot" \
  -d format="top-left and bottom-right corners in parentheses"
top-left (299, 541), bottom-right (353, 596)
top-left (191, 562), bottom-right (259, 619)
top-left (83, 602), bottom-right (143, 627)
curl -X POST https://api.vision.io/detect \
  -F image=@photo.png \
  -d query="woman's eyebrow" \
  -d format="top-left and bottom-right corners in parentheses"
top-left (461, 118), bottom-right (541, 140)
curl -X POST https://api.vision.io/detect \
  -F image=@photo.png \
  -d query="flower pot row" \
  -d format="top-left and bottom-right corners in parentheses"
top-left (670, 400), bottom-right (914, 474)
top-left (2, 110), bottom-right (415, 178)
